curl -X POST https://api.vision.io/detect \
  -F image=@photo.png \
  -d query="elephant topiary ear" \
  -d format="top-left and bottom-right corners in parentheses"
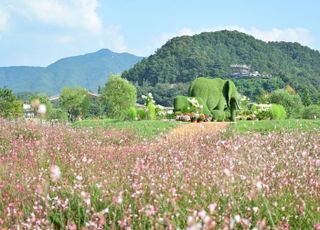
top-left (224, 80), bottom-right (237, 108)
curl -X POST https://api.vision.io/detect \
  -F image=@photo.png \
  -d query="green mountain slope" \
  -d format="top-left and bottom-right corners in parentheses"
top-left (122, 30), bottom-right (320, 105)
top-left (0, 49), bottom-right (143, 95)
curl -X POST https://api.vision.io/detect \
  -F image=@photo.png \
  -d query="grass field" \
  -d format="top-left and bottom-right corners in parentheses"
top-left (231, 119), bottom-right (320, 133)
top-left (73, 119), bottom-right (181, 140)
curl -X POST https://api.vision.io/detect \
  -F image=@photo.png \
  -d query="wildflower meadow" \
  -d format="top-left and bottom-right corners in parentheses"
top-left (0, 119), bottom-right (319, 229)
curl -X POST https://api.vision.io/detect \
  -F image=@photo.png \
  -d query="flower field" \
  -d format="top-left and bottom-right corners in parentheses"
top-left (0, 119), bottom-right (320, 229)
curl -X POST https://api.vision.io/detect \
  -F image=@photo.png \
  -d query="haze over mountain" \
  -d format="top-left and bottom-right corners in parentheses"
top-left (123, 30), bottom-right (320, 105)
top-left (0, 49), bottom-right (143, 96)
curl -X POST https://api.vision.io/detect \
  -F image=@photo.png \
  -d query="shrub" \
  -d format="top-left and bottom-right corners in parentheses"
top-left (268, 89), bottom-right (303, 118)
top-left (251, 104), bottom-right (272, 120)
top-left (137, 108), bottom-right (147, 120)
top-left (127, 107), bottom-right (137, 121)
top-left (211, 110), bottom-right (226, 122)
top-left (47, 108), bottom-right (68, 122)
top-left (147, 100), bottom-right (156, 120)
top-left (302, 105), bottom-right (320, 119)
top-left (269, 104), bottom-right (287, 120)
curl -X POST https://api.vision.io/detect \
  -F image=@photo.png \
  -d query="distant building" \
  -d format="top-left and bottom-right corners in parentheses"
top-left (230, 64), bottom-right (272, 79)
top-left (23, 103), bottom-right (35, 118)
top-left (48, 91), bottom-right (100, 103)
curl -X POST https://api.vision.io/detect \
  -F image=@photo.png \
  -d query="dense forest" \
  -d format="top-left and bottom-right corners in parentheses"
top-left (122, 30), bottom-right (320, 106)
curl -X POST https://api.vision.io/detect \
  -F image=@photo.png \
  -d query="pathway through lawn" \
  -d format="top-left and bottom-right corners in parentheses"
top-left (165, 122), bottom-right (230, 142)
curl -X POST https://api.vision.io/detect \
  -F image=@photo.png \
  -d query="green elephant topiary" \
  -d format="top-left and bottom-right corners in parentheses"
top-left (189, 77), bottom-right (239, 121)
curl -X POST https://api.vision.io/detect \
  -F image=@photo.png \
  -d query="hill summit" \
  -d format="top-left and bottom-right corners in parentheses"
top-left (122, 30), bottom-right (320, 105)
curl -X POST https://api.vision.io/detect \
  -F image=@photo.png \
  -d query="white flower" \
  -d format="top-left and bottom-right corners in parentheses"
top-left (76, 175), bottom-right (83, 181)
top-left (223, 168), bottom-right (231, 177)
top-left (234, 214), bottom-right (241, 223)
top-left (253, 207), bottom-right (259, 213)
top-left (50, 165), bottom-right (61, 182)
top-left (256, 181), bottom-right (263, 190)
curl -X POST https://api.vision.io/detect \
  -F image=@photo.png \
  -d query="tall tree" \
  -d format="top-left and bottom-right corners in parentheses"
top-left (0, 88), bottom-right (23, 119)
top-left (100, 75), bottom-right (137, 119)
top-left (59, 87), bottom-right (89, 122)
top-left (301, 87), bottom-right (312, 106)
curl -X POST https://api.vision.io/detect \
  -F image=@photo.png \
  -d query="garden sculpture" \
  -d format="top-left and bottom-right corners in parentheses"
top-left (188, 77), bottom-right (239, 121)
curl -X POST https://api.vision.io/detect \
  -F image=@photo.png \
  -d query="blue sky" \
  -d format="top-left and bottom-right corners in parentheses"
top-left (0, 0), bottom-right (319, 66)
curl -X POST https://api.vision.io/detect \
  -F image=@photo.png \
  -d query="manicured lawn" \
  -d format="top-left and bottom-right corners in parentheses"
top-left (231, 119), bottom-right (320, 133)
top-left (73, 119), bottom-right (182, 140)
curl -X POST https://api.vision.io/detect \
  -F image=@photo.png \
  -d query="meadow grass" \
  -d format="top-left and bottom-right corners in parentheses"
top-left (231, 119), bottom-right (320, 133)
top-left (73, 119), bottom-right (181, 140)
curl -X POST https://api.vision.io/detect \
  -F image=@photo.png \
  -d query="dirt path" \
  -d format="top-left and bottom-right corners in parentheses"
top-left (165, 122), bottom-right (230, 142)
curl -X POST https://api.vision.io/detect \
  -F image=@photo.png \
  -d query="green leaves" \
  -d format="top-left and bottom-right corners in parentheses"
top-left (100, 75), bottom-right (137, 119)
top-left (0, 88), bottom-right (23, 119)
top-left (59, 87), bottom-right (90, 122)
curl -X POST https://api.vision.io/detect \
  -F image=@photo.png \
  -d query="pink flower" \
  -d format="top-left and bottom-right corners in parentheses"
top-left (35, 184), bottom-right (44, 194)
top-left (113, 192), bottom-right (123, 205)
top-left (50, 165), bottom-right (61, 182)
top-left (145, 205), bottom-right (157, 216)
top-left (80, 191), bottom-right (91, 205)
top-left (208, 203), bottom-right (217, 214)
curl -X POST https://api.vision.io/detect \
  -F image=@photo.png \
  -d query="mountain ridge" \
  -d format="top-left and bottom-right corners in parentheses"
top-left (0, 49), bottom-right (143, 95)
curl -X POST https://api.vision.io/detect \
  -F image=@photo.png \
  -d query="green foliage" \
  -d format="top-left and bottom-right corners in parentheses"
top-left (147, 100), bottom-right (156, 120)
top-left (87, 97), bottom-right (103, 118)
top-left (301, 87), bottom-right (312, 106)
top-left (136, 108), bottom-right (147, 120)
top-left (0, 88), bottom-right (23, 118)
top-left (127, 106), bottom-right (137, 121)
top-left (211, 110), bottom-right (226, 122)
top-left (101, 75), bottom-right (137, 119)
top-left (47, 108), bottom-right (68, 122)
top-left (302, 105), bottom-right (320, 119)
top-left (268, 89), bottom-right (303, 118)
top-left (231, 119), bottom-right (320, 133)
top-left (122, 30), bottom-right (320, 105)
top-left (137, 83), bottom-right (189, 107)
top-left (0, 49), bottom-right (142, 95)
top-left (59, 87), bottom-right (90, 122)
top-left (269, 104), bottom-right (287, 120)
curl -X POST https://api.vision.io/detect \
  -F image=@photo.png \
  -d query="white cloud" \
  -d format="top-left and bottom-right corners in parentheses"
top-left (12, 0), bottom-right (102, 33)
top-left (0, 9), bottom-right (9, 31)
top-left (147, 26), bottom-right (315, 55)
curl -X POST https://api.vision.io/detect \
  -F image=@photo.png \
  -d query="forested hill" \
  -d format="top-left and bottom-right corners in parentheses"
top-left (0, 49), bottom-right (142, 95)
top-left (122, 30), bottom-right (320, 106)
